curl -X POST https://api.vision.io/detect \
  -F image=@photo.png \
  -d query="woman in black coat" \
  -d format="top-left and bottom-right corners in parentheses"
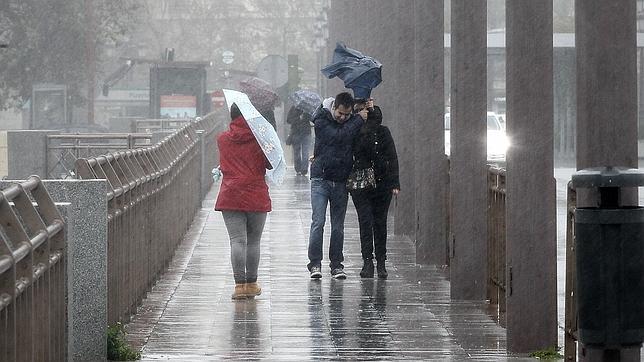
top-left (350, 102), bottom-right (400, 279)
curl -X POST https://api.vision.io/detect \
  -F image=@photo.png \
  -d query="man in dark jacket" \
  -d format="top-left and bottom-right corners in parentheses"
top-left (286, 106), bottom-right (312, 176)
top-left (307, 92), bottom-right (367, 279)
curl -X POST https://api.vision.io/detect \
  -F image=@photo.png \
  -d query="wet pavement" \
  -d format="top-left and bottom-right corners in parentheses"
top-left (125, 171), bottom-right (546, 361)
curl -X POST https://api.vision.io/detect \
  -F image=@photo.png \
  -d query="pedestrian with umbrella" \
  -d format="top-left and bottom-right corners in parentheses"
top-left (286, 90), bottom-right (322, 176)
top-left (322, 42), bottom-right (399, 279)
top-left (240, 77), bottom-right (280, 130)
top-left (307, 91), bottom-right (367, 279)
top-left (215, 89), bottom-right (285, 300)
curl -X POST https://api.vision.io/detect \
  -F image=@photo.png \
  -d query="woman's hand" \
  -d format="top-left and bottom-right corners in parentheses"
top-left (358, 108), bottom-right (368, 120)
top-left (392, 188), bottom-right (400, 196)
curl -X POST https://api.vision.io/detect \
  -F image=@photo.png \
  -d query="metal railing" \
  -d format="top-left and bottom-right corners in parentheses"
top-left (74, 124), bottom-right (202, 325)
top-left (194, 113), bottom-right (225, 197)
top-left (0, 176), bottom-right (66, 361)
top-left (47, 133), bottom-right (152, 179)
top-left (132, 118), bottom-right (192, 134)
top-left (487, 166), bottom-right (507, 326)
top-left (564, 182), bottom-right (578, 361)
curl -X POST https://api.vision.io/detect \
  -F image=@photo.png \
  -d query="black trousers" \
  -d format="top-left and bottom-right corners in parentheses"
top-left (350, 185), bottom-right (393, 261)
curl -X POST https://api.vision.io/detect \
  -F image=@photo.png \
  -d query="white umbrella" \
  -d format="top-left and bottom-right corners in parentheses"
top-left (222, 89), bottom-right (286, 185)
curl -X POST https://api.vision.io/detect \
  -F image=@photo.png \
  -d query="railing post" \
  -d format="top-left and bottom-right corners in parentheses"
top-left (7, 130), bottom-right (60, 179)
top-left (40, 180), bottom-right (108, 361)
top-left (196, 130), bottom-right (206, 199)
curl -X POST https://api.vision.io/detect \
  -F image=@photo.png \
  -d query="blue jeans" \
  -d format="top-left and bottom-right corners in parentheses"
top-left (307, 178), bottom-right (348, 270)
top-left (292, 133), bottom-right (311, 175)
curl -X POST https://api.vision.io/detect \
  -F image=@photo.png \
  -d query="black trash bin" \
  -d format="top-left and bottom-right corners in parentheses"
top-left (572, 167), bottom-right (644, 347)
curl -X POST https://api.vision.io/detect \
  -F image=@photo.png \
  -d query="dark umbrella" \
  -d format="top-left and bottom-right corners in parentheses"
top-left (321, 42), bottom-right (382, 100)
top-left (239, 77), bottom-right (280, 111)
top-left (289, 90), bottom-right (322, 116)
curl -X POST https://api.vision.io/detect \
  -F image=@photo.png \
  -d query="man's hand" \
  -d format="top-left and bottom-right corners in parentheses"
top-left (392, 188), bottom-right (400, 196)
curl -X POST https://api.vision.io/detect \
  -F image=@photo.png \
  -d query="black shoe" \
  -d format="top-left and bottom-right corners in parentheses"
top-left (376, 261), bottom-right (388, 279)
top-left (331, 267), bottom-right (347, 279)
top-left (360, 259), bottom-right (374, 278)
top-left (310, 266), bottom-right (322, 279)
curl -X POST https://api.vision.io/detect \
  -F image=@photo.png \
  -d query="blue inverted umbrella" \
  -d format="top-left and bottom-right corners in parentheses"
top-left (288, 90), bottom-right (322, 116)
top-left (321, 42), bottom-right (382, 100)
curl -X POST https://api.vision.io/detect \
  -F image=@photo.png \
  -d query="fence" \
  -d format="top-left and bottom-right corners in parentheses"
top-left (47, 133), bottom-right (152, 179)
top-left (75, 124), bottom-right (202, 324)
top-left (132, 118), bottom-right (192, 134)
top-left (487, 166), bottom-right (507, 326)
top-left (194, 113), bottom-right (225, 198)
top-left (564, 182), bottom-right (578, 361)
top-left (0, 176), bottom-right (66, 361)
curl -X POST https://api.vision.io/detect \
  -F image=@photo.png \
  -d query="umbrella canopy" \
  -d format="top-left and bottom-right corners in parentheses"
top-left (321, 42), bottom-right (382, 100)
top-left (239, 77), bottom-right (280, 111)
top-left (223, 89), bottom-right (286, 185)
top-left (289, 90), bottom-right (322, 116)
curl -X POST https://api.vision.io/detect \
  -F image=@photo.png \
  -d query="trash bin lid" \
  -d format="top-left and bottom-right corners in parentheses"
top-left (572, 166), bottom-right (644, 188)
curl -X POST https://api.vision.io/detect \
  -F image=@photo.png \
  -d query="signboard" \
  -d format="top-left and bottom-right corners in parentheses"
top-left (210, 89), bottom-right (225, 109)
top-left (257, 55), bottom-right (288, 88)
top-left (31, 84), bottom-right (67, 129)
top-left (160, 95), bottom-right (196, 118)
top-left (222, 50), bottom-right (234, 65)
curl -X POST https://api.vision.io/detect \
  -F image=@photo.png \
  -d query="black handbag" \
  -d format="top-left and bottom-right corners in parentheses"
top-left (346, 166), bottom-right (376, 190)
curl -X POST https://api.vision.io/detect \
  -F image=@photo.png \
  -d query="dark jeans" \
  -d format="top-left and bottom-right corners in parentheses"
top-left (292, 133), bottom-right (311, 174)
top-left (308, 178), bottom-right (349, 270)
top-left (350, 185), bottom-right (393, 261)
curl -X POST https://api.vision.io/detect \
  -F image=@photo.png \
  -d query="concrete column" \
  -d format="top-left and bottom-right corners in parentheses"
top-left (392, 0), bottom-right (416, 238)
top-left (576, 0), bottom-right (638, 172)
top-left (506, 0), bottom-right (557, 353)
top-left (7, 130), bottom-right (60, 179)
top-left (326, 0), bottom-right (350, 97)
top-left (575, 1), bottom-right (639, 360)
top-left (414, 0), bottom-right (446, 265)
top-left (449, 0), bottom-right (487, 300)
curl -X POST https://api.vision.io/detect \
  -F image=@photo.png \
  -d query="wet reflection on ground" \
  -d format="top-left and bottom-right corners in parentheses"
top-left (127, 172), bottom-right (528, 360)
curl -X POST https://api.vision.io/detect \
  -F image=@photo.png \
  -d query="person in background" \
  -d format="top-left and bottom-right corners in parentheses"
top-left (349, 98), bottom-right (399, 279)
top-left (286, 105), bottom-right (313, 176)
top-left (215, 103), bottom-right (272, 300)
top-left (307, 92), bottom-right (367, 279)
top-left (257, 104), bottom-right (276, 130)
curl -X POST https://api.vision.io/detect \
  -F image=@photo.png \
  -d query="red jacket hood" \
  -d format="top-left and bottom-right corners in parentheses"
top-left (224, 116), bottom-right (256, 144)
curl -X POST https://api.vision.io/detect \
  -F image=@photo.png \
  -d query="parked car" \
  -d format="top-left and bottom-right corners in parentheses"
top-left (444, 112), bottom-right (509, 162)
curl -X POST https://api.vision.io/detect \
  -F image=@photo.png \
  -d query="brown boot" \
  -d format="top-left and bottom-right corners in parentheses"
top-left (245, 282), bottom-right (262, 297)
top-left (231, 284), bottom-right (247, 300)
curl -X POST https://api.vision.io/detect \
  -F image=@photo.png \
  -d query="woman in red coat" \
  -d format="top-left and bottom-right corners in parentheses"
top-left (215, 103), bottom-right (271, 300)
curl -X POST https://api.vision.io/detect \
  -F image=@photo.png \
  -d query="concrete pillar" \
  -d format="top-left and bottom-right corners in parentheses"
top-left (326, 0), bottom-right (350, 97)
top-left (7, 130), bottom-right (60, 179)
top-left (392, 0), bottom-right (416, 238)
top-left (506, 0), bottom-right (557, 353)
top-left (449, 0), bottom-right (487, 300)
top-left (575, 1), bottom-right (639, 359)
top-left (576, 0), bottom-right (638, 172)
top-left (414, 0), bottom-right (446, 265)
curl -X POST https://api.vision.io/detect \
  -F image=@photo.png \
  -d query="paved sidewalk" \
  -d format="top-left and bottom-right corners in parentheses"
top-left (125, 172), bottom-right (534, 360)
